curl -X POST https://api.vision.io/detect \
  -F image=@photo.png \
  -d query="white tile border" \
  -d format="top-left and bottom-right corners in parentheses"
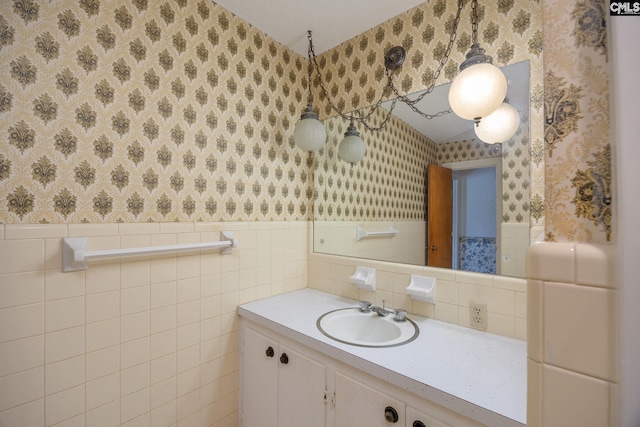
top-left (527, 241), bottom-right (614, 288)
top-left (526, 242), bottom-right (575, 283)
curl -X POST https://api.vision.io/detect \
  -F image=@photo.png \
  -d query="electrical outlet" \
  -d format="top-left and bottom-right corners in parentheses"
top-left (469, 302), bottom-right (487, 331)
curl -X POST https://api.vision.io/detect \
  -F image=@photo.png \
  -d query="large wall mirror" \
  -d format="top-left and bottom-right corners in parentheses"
top-left (313, 60), bottom-right (534, 278)
top-left (310, 1), bottom-right (544, 280)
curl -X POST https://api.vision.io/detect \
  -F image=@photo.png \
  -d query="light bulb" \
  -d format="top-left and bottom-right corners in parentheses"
top-left (293, 102), bottom-right (327, 152)
top-left (448, 63), bottom-right (508, 122)
top-left (474, 102), bottom-right (520, 144)
top-left (338, 122), bottom-right (366, 164)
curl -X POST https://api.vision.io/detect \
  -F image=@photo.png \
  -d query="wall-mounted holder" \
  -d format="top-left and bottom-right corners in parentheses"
top-left (62, 231), bottom-right (237, 272)
top-left (405, 275), bottom-right (436, 304)
top-left (356, 226), bottom-right (399, 241)
top-left (348, 266), bottom-right (376, 291)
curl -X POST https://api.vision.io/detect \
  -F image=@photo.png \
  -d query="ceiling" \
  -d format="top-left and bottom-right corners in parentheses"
top-left (214, 0), bottom-right (530, 144)
top-left (213, 0), bottom-right (426, 55)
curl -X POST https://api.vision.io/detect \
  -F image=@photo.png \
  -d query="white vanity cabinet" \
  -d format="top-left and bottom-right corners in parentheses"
top-left (238, 289), bottom-right (526, 427)
top-left (240, 325), bottom-right (326, 427)
top-left (240, 319), bottom-right (483, 427)
top-left (334, 371), bottom-right (406, 427)
top-left (333, 368), bottom-right (475, 427)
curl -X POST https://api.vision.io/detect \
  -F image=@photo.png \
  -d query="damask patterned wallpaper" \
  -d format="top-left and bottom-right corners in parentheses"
top-left (0, 0), bottom-right (612, 245)
top-left (314, 107), bottom-right (438, 222)
top-left (311, 0), bottom-right (543, 227)
top-left (542, 0), bottom-right (611, 243)
top-left (0, 0), bottom-right (309, 223)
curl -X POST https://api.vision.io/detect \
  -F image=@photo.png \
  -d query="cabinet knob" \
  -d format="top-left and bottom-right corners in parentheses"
top-left (413, 421), bottom-right (426, 427)
top-left (384, 406), bottom-right (399, 423)
top-left (265, 346), bottom-right (274, 358)
top-left (280, 353), bottom-right (289, 364)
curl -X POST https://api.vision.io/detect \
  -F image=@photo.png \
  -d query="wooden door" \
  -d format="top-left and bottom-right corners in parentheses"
top-left (427, 164), bottom-right (453, 268)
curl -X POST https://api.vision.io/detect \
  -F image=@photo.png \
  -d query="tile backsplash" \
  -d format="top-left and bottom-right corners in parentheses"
top-left (0, 221), bottom-right (307, 426)
top-left (307, 252), bottom-right (527, 341)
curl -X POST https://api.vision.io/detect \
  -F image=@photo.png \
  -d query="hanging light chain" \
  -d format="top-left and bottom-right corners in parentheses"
top-left (306, 31), bottom-right (397, 132)
top-left (471, 0), bottom-right (479, 44)
top-left (306, 36), bottom-right (314, 103)
top-left (305, 0), bottom-right (466, 131)
top-left (387, 0), bottom-right (464, 113)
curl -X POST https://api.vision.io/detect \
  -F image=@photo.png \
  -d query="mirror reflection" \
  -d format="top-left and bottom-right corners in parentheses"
top-left (313, 60), bottom-right (531, 278)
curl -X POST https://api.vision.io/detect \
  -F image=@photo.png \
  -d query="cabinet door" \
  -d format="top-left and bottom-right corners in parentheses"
top-left (334, 372), bottom-right (405, 427)
top-left (241, 327), bottom-right (278, 427)
top-left (278, 344), bottom-right (326, 427)
top-left (406, 406), bottom-right (451, 427)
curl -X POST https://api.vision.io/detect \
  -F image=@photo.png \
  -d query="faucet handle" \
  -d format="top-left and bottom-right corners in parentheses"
top-left (358, 301), bottom-right (372, 312)
top-left (393, 309), bottom-right (407, 322)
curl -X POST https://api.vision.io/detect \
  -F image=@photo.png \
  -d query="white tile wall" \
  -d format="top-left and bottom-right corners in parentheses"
top-left (542, 365), bottom-right (610, 427)
top-left (307, 250), bottom-right (527, 340)
top-left (314, 221), bottom-right (426, 265)
top-left (0, 221), bottom-right (307, 427)
top-left (500, 222), bottom-right (530, 278)
top-left (526, 241), bottom-right (616, 427)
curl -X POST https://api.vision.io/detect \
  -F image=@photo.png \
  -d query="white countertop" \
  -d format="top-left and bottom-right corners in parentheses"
top-left (238, 288), bottom-right (526, 427)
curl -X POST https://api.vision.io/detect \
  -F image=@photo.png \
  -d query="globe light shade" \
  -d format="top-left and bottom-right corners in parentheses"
top-left (448, 63), bottom-right (508, 121)
top-left (474, 102), bottom-right (520, 144)
top-left (338, 123), bottom-right (366, 164)
top-left (293, 103), bottom-right (327, 152)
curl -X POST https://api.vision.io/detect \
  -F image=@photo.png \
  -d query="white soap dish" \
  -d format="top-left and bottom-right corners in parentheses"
top-left (348, 266), bottom-right (376, 291)
top-left (406, 275), bottom-right (436, 304)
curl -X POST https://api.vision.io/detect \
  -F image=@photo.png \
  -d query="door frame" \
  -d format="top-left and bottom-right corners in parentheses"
top-left (443, 157), bottom-right (502, 275)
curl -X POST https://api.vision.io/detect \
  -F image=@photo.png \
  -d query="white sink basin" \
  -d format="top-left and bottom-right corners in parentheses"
top-left (317, 308), bottom-right (419, 347)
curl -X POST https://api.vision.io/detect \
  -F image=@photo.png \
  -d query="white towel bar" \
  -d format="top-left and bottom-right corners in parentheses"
top-left (355, 226), bottom-right (399, 241)
top-left (62, 231), bottom-right (237, 272)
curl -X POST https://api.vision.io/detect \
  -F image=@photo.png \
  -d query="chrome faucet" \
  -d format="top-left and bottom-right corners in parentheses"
top-left (372, 302), bottom-right (390, 317)
top-left (360, 300), bottom-right (407, 322)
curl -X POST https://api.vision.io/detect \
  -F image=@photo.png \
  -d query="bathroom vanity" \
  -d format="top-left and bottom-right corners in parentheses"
top-left (238, 289), bottom-right (526, 427)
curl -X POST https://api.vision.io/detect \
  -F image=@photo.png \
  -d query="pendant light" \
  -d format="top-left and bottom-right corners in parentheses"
top-left (474, 101), bottom-right (520, 144)
top-left (338, 118), bottom-right (366, 165)
top-left (293, 101), bottom-right (327, 152)
top-left (293, 38), bottom-right (327, 152)
top-left (448, 0), bottom-right (507, 123)
top-left (293, 0), bottom-right (467, 163)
